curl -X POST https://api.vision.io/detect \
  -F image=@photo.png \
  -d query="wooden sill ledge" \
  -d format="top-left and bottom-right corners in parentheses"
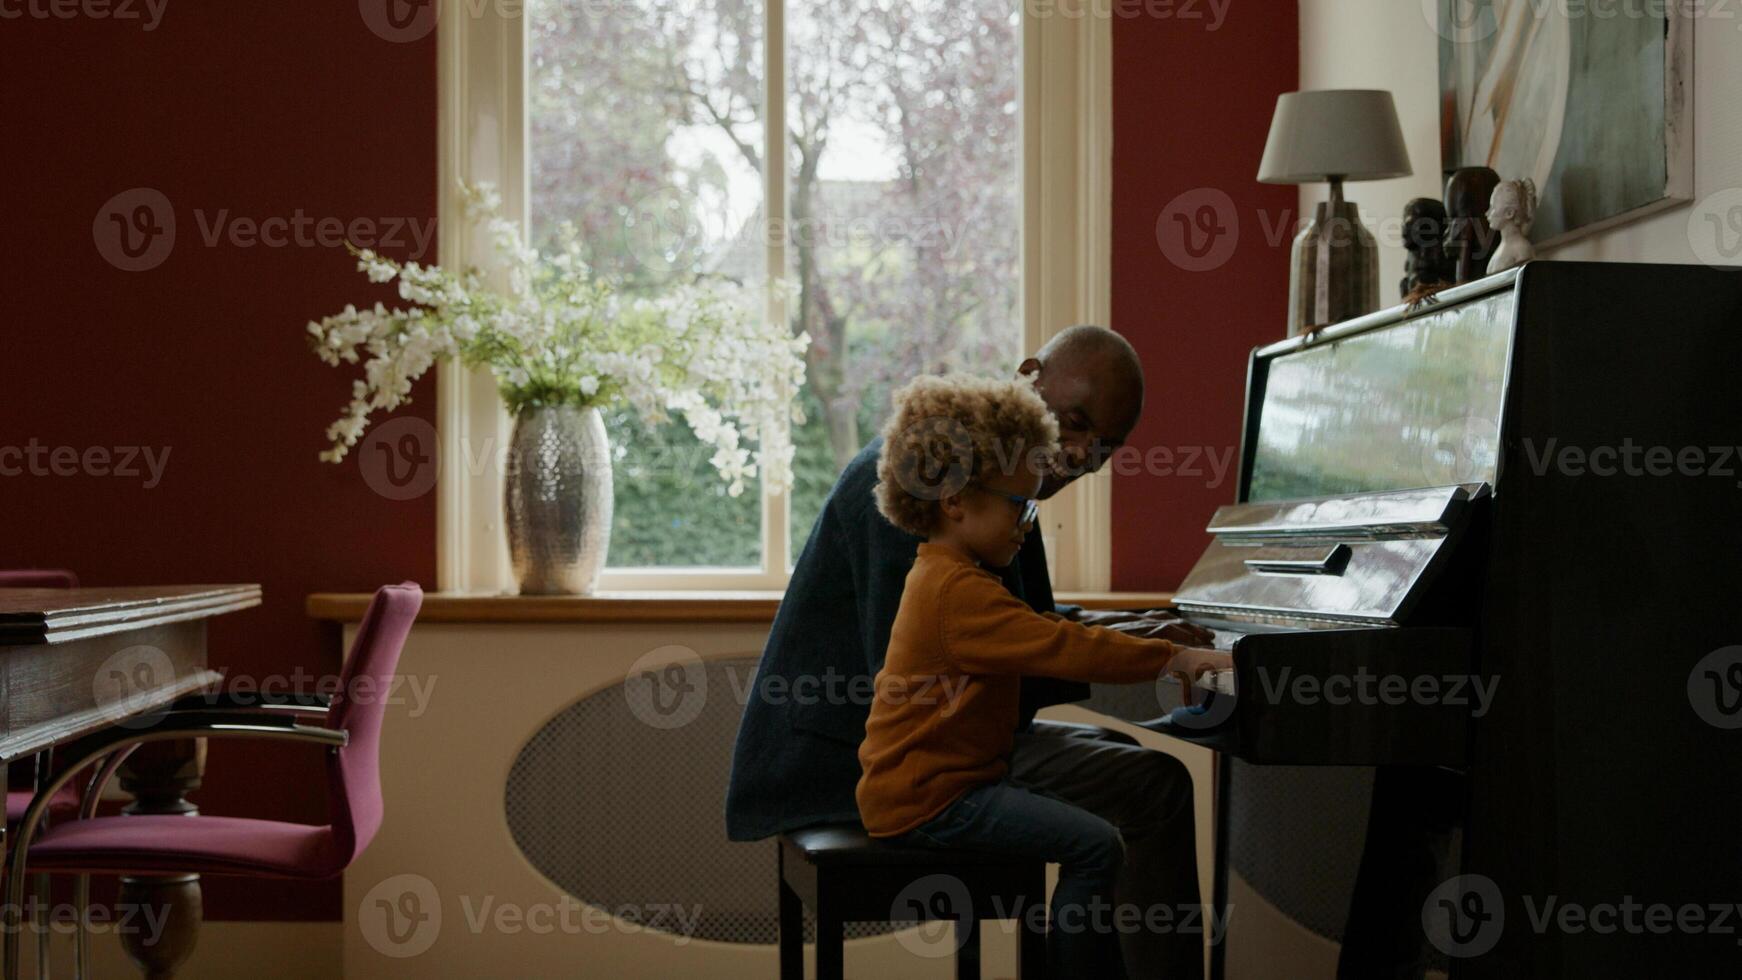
top-left (305, 589), bottom-right (1177, 625)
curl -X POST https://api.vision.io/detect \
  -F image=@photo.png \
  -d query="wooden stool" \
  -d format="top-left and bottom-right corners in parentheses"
top-left (778, 823), bottom-right (1047, 979)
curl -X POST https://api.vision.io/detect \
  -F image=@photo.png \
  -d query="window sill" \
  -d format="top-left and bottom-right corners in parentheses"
top-left (305, 589), bottom-right (1177, 625)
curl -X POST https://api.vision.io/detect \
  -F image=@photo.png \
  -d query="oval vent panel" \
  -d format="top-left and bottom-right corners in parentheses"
top-left (505, 656), bottom-right (897, 944)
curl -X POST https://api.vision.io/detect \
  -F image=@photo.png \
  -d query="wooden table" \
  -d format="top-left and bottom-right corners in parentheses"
top-left (0, 585), bottom-right (260, 978)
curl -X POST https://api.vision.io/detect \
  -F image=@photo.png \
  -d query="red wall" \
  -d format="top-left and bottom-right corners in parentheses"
top-left (0, 0), bottom-right (1289, 923)
top-left (0, 6), bottom-right (437, 920)
top-left (1110, 4), bottom-right (1300, 590)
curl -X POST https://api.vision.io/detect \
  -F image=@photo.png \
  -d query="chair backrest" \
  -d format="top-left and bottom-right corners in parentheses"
top-left (0, 569), bottom-right (78, 589)
top-left (326, 581), bottom-right (423, 868)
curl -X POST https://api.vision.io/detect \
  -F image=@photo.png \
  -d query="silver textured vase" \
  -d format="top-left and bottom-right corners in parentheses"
top-left (504, 405), bottom-right (613, 595)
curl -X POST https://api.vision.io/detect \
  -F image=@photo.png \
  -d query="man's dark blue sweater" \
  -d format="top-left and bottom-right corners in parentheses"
top-left (724, 435), bottom-right (1086, 841)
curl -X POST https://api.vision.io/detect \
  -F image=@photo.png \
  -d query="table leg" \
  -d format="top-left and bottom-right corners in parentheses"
top-left (115, 740), bottom-right (205, 980)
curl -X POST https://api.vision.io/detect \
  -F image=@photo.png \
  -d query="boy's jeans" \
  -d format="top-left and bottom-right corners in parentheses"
top-left (898, 724), bottom-right (1203, 979)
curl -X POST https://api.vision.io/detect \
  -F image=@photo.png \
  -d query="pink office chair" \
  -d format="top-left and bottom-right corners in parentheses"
top-left (1, 582), bottom-right (423, 980)
top-left (0, 569), bottom-right (84, 822)
top-left (0, 569), bottom-right (83, 978)
top-left (0, 570), bottom-right (78, 590)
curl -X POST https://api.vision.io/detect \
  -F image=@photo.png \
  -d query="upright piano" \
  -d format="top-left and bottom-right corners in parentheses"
top-left (1123, 261), bottom-right (1742, 977)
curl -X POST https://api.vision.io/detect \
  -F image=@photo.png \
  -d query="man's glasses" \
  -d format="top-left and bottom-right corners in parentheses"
top-left (970, 484), bottom-right (1040, 529)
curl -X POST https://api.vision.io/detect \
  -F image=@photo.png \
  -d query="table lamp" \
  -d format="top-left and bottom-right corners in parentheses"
top-left (1258, 90), bottom-right (1412, 336)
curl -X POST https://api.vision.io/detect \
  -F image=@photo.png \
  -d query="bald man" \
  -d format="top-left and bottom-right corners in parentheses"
top-left (726, 325), bottom-right (1214, 978)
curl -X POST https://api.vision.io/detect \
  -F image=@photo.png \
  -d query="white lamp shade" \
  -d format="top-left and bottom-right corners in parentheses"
top-left (1257, 90), bottom-right (1412, 184)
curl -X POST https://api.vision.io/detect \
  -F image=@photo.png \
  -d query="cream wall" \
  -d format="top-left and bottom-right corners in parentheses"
top-left (1297, 0), bottom-right (1742, 297)
top-left (333, 623), bottom-right (1217, 978)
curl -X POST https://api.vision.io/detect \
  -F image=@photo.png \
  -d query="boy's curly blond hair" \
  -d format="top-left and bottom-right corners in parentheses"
top-left (874, 373), bottom-right (1060, 536)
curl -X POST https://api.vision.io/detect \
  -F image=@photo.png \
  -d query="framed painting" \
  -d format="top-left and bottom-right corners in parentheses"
top-left (1437, 0), bottom-right (1692, 247)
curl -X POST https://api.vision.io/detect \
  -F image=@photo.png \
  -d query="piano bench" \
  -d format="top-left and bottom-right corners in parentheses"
top-left (777, 823), bottom-right (1048, 979)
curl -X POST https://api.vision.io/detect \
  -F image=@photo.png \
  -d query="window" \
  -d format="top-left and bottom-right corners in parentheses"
top-left (439, 0), bottom-right (1110, 591)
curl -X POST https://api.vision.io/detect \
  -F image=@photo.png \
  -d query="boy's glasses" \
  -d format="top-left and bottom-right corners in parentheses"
top-left (970, 484), bottom-right (1040, 529)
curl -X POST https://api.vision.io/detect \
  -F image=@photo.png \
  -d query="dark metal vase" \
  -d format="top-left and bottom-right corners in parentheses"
top-left (504, 405), bottom-right (613, 595)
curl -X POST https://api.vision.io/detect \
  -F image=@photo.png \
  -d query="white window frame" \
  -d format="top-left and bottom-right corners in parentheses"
top-left (436, 0), bottom-right (1112, 593)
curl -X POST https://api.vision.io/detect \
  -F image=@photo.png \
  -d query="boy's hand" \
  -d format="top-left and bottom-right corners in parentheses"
top-left (1166, 646), bottom-right (1234, 705)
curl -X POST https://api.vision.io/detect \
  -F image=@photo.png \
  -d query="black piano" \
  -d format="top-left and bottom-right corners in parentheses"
top-left (1094, 261), bottom-right (1742, 977)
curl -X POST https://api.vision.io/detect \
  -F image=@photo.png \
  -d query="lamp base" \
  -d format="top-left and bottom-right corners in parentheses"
top-left (1286, 183), bottom-right (1379, 338)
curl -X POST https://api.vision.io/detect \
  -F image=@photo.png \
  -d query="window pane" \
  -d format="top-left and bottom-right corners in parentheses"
top-left (784, 0), bottom-right (1025, 562)
top-left (529, 0), bottom-right (766, 568)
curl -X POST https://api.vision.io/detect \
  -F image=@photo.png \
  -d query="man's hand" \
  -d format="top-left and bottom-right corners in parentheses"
top-left (1070, 607), bottom-right (1186, 629)
top-left (1106, 618), bottom-right (1216, 648)
top-left (1070, 608), bottom-right (1215, 647)
top-left (1069, 608), bottom-right (1152, 628)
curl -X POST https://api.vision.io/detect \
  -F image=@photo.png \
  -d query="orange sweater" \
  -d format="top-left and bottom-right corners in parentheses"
top-left (856, 542), bottom-right (1181, 837)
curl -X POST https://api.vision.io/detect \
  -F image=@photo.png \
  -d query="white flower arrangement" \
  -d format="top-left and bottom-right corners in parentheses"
top-left (307, 182), bottom-right (809, 496)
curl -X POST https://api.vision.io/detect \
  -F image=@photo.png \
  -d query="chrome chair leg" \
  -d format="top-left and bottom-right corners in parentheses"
top-left (30, 752), bottom-right (51, 980)
top-left (5, 829), bottom-right (33, 980)
top-left (70, 752), bottom-right (123, 980)
top-left (72, 876), bottom-right (89, 980)
top-left (31, 875), bottom-right (49, 980)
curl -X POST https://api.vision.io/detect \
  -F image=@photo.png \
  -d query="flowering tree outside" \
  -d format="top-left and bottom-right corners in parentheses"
top-left (528, 0), bottom-right (1023, 567)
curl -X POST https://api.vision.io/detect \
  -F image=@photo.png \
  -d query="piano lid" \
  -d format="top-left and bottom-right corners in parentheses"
top-left (1173, 484), bottom-right (1484, 626)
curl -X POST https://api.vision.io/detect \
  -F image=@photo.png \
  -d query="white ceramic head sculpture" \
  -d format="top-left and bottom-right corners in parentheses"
top-left (1485, 177), bottom-right (1538, 273)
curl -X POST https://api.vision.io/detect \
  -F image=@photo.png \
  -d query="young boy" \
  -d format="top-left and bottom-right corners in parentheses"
top-left (856, 372), bottom-right (1230, 979)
